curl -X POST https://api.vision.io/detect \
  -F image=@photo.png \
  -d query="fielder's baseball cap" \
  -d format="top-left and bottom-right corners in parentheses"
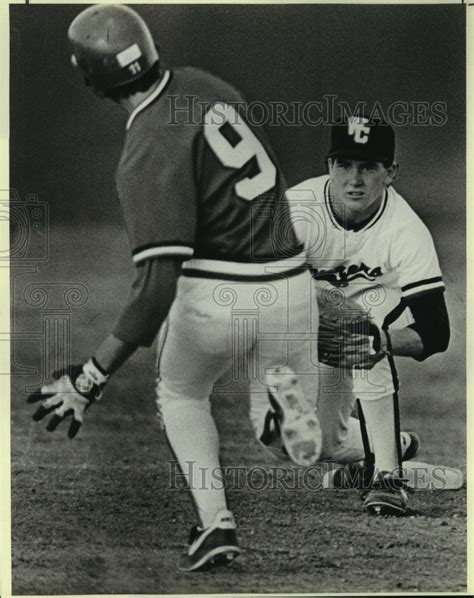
top-left (327, 115), bottom-right (395, 164)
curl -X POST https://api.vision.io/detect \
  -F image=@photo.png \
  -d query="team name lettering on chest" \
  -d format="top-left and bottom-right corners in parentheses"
top-left (311, 263), bottom-right (383, 287)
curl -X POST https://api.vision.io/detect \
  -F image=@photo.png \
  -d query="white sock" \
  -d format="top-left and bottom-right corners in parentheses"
top-left (359, 395), bottom-right (399, 475)
top-left (160, 398), bottom-right (228, 528)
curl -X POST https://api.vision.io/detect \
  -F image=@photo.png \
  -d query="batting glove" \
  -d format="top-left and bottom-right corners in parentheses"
top-left (27, 359), bottom-right (109, 438)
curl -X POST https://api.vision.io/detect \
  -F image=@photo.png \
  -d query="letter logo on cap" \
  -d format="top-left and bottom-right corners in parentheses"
top-left (348, 116), bottom-right (370, 144)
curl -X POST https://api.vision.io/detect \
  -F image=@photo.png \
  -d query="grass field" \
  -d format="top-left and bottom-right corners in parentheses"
top-left (11, 223), bottom-right (466, 594)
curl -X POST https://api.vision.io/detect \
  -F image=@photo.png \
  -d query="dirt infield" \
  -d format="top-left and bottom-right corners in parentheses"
top-left (11, 225), bottom-right (466, 594)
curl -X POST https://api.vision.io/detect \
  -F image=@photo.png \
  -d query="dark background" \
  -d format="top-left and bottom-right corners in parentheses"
top-left (11, 4), bottom-right (465, 226)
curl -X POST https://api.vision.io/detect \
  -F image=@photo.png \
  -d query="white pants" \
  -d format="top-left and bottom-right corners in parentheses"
top-left (156, 270), bottom-right (319, 424)
top-left (156, 268), bottom-right (369, 465)
top-left (157, 272), bottom-right (364, 463)
top-left (317, 367), bottom-right (366, 463)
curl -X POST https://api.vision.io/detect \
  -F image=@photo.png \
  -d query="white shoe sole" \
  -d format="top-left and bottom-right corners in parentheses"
top-left (179, 545), bottom-right (241, 572)
top-left (265, 366), bottom-right (322, 467)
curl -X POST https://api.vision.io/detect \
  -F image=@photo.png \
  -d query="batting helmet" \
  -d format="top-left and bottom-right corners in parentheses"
top-left (68, 5), bottom-right (159, 92)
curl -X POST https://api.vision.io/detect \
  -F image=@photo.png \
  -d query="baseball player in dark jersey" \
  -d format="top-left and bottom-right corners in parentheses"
top-left (27, 5), bottom-right (321, 571)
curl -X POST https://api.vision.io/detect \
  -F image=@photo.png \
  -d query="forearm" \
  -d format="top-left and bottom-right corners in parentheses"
top-left (112, 257), bottom-right (181, 347)
top-left (94, 334), bottom-right (138, 375)
top-left (385, 327), bottom-right (425, 360)
top-left (92, 258), bottom-right (181, 375)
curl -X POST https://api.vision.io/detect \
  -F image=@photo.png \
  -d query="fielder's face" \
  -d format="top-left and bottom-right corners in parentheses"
top-left (328, 158), bottom-right (396, 221)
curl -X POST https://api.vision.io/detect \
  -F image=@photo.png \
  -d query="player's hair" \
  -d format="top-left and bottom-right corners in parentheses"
top-left (103, 60), bottom-right (161, 102)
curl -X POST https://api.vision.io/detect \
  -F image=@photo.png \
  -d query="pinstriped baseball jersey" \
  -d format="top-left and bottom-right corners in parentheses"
top-left (115, 66), bottom-right (302, 270)
top-left (287, 174), bottom-right (445, 397)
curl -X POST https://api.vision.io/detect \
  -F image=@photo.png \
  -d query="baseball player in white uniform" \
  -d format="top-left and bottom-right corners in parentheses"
top-left (26, 5), bottom-right (322, 571)
top-left (285, 115), bottom-right (450, 515)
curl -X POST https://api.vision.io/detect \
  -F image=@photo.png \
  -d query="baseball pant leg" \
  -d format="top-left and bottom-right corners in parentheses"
top-left (248, 272), bottom-right (320, 447)
top-left (156, 277), bottom-right (234, 528)
top-left (317, 368), bottom-right (366, 463)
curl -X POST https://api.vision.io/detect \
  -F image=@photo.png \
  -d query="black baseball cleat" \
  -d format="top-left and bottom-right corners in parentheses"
top-left (179, 510), bottom-right (241, 572)
top-left (264, 366), bottom-right (322, 467)
top-left (364, 472), bottom-right (409, 516)
top-left (323, 430), bottom-right (421, 490)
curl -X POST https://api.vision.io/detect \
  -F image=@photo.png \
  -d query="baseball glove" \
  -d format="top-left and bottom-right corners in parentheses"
top-left (317, 293), bottom-right (388, 370)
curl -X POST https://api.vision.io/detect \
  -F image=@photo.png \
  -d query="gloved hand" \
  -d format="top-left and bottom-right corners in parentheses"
top-left (318, 295), bottom-right (389, 370)
top-left (27, 359), bottom-right (109, 438)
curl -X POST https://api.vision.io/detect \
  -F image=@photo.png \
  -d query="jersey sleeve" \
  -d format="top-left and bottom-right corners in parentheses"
top-left (406, 290), bottom-right (450, 359)
top-left (391, 219), bottom-right (444, 299)
top-left (116, 127), bottom-right (197, 265)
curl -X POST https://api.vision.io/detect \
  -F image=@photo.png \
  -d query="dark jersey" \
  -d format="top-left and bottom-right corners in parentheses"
top-left (115, 67), bottom-right (302, 266)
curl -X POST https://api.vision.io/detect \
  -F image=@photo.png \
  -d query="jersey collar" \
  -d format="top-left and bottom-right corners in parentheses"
top-left (324, 179), bottom-right (388, 233)
top-left (126, 69), bottom-right (172, 131)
